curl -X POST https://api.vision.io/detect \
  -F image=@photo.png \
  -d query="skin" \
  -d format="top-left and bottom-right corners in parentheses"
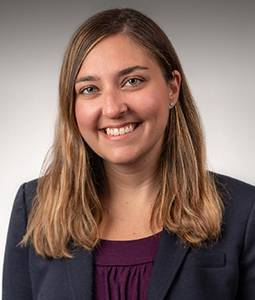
top-left (75, 34), bottom-right (181, 239)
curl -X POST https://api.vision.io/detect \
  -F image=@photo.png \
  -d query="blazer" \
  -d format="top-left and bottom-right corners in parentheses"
top-left (2, 172), bottom-right (255, 300)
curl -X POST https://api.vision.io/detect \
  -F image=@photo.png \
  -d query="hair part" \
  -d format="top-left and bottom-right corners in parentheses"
top-left (20, 8), bottom-right (224, 258)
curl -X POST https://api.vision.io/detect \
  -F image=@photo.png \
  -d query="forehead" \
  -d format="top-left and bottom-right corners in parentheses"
top-left (77, 34), bottom-right (159, 76)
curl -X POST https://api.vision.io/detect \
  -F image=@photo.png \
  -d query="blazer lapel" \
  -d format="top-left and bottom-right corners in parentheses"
top-left (65, 246), bottom-right (93, 300)
top-left (147, 228), bottom-right (190, 300)
top-left (65, 229), bottom-right (190, 300)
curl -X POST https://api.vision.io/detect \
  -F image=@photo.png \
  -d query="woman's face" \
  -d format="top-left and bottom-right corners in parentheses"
top-left (75, 33), bottom-right (181, 167)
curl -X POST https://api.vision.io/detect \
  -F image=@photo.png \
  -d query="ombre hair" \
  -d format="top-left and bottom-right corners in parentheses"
top-left (20, 8), bottom-right (224, 258)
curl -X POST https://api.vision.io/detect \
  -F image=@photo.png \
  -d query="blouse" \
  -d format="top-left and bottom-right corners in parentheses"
top-left (93, 230), bottom-right (162, 300)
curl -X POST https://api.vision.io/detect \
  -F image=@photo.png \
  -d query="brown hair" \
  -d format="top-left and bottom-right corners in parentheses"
top-left (20, 8), bottom-right (224, 258)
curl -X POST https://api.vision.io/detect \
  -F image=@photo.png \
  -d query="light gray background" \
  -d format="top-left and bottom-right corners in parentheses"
top-left (1, 0), bottom-right (254, 296)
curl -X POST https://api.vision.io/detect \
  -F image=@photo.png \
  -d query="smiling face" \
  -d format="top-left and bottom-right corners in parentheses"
top-left (74, 33), bottom-right (180, 168)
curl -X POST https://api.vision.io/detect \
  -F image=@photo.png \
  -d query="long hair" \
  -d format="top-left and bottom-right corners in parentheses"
top-left (20, 8), bottom-right (224, 258)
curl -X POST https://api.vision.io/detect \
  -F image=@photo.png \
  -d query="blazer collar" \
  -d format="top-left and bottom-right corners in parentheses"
top-left (65, 228), bottom-right (190, 300)
top-left (147, 228), bottom-right (190, 299)
top-left (65, 246), bottom-right (94, 299)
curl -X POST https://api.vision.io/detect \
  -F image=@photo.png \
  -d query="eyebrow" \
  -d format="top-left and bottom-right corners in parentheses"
top-left (75, 65), bottom-right (149, 84)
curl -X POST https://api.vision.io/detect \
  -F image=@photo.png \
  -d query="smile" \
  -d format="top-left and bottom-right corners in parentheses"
top-left (104, 123), bottom-right (137, 136)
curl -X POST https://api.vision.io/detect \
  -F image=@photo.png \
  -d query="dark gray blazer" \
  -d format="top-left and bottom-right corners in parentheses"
top-left (2, 172), bottom-right (255, 299)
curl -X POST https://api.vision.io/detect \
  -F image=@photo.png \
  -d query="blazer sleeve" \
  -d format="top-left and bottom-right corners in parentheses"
top-left (237, 197), bottom-right (255, 299)
top-left (2, 183), bottom-right (33, 300)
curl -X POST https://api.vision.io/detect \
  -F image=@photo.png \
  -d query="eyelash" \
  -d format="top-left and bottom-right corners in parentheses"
top-left (124, 77), bottom-right (144, 87)
top-left (79, 77), bottom-right (145, 95)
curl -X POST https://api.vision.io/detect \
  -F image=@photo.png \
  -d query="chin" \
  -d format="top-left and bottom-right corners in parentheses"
top-left (103, 154), bottom-right (141, 166)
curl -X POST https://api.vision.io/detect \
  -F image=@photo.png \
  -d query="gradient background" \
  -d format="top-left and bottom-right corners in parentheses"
top-left (1, 0), bottom-right (255, 295)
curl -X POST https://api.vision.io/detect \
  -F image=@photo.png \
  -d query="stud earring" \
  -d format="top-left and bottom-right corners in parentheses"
top-left (169, 102), bottom-right (174, 109)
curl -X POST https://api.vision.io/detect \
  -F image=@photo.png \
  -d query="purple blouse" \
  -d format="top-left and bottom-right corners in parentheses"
top-left (93, 230), bottom-right (162, 300)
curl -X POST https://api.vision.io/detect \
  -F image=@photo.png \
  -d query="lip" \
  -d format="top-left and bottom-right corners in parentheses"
top-left (100, 122), bottom-right (142, 140)
top-left (100, 122), bottom-right (140, 130)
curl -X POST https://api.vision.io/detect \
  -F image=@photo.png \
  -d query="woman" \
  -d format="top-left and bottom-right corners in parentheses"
top-left (3, 7), bottom-right (255, 300)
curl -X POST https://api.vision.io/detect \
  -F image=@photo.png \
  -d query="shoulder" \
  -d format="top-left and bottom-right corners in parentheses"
top-left (210, 171), bottom-right (255, 226)
top-left (16, 172), bottom-right (255, 221)
top-left (210, 171), bottom-right (255, 204)
top-left (211, 171), bottom-right (255, 196)
top-left (14, 178), bottom-right (39, 216)
top-left (23, 177), bottom-right (39, 193)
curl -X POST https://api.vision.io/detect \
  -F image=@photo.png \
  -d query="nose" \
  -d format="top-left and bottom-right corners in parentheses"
top-left (102, 89), bottom-right (128, 118)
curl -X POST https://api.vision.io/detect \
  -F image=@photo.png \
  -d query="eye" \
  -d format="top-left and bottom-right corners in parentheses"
top-left (124, 77), bottom-right (145, 87)
top-left (79, 86), bottom-right (98, 95)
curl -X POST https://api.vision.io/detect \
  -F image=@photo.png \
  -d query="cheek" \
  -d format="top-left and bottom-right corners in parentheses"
top-left (74, 101), bottom-right (99, 135)
top-left (137, 90), bottom-right (169, 120)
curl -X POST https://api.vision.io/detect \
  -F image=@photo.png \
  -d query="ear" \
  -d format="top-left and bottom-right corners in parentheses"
top-left (168, 70), bottom-right (181, 106)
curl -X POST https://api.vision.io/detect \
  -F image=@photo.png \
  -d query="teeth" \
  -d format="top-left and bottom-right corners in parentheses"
top-left (105, 124), bottom-right (136, 136)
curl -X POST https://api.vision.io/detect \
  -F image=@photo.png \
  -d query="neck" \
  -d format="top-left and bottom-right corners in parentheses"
top-left (103, 156), bottom-right (160, 205)
top-left (98, 158), bottom-right (163, 239)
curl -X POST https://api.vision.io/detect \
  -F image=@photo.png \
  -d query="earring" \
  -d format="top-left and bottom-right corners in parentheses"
top-left (169, 102), bottom-right (174, 109)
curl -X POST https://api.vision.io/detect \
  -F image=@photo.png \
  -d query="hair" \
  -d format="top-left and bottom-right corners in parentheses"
top-left (20, 8), bottom-right (224, 258)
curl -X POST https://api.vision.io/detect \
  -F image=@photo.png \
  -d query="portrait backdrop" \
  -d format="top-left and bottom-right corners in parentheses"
top-left (1, 0), bottom-right (254, 297)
